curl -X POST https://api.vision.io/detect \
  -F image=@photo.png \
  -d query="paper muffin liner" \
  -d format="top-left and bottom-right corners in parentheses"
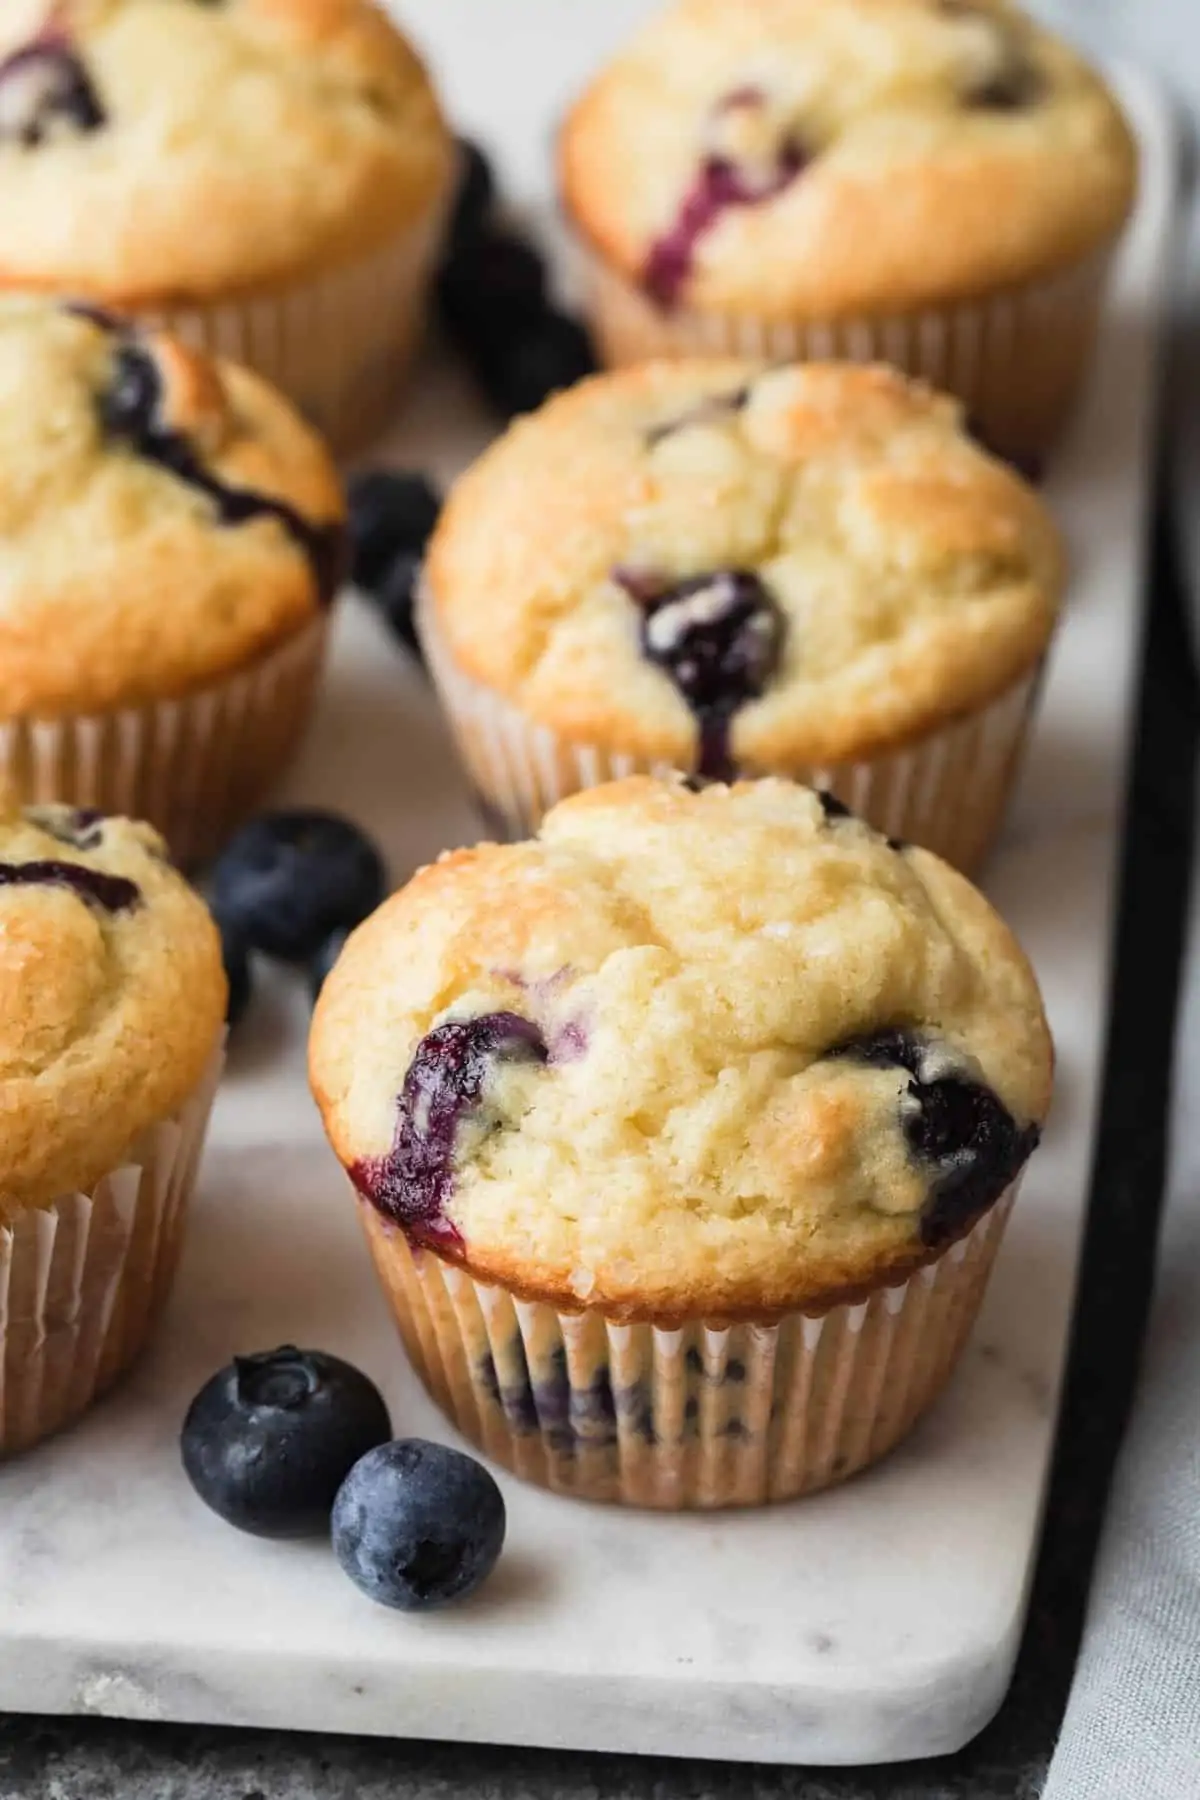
top-left (359, 1184), bottom-right (1018, 1509)
top-left (129, 202), bottom-right (448, 456)
top-left (572, 234), bottom-right (1116, 462)
top-left (0, 611), bottom-right (329, 868)
top-left (419, 589), bottom-right (1041, 872)
top-left (0, 1039), bottom-right (223, 1459)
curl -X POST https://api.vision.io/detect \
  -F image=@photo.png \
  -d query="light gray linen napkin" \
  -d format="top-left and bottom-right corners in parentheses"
top-left (1029, 5), bottom-right (1200, 1794)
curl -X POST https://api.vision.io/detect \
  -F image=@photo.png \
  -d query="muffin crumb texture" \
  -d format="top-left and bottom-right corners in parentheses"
top-left (426, 359), bottom-right (1063, 771)
top-left (0, 799), bottom-right (225, 1217)
top-left (311, 778), bottom-right (1052, 1319)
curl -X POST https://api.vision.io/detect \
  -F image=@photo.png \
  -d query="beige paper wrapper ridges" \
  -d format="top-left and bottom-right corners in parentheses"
top-left (0, 611), bottom-right (328, 867)
top-left (136, 205), bottom-right (449, 456)
top-left (574, 238), bottom-right (1114, 461)
top-left (361, 1186), bottom-right (1017, 1509)
top-left (0, 1041), bottom-right (224, 1459)
top-left (419, 591), bottom-right (1041, 872)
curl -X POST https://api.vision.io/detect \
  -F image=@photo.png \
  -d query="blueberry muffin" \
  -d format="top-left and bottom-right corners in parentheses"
top-left (0, 797), bottom-right (225, 1455)
top-left (310, 775), bottom-right (1052, 1506)
top-left (0, 0), bottom-right (455, 450)
top-left (561, 0), bottom-right (1137, 458)
top-left (0, 297), bottom-right (346, 863)
top-left (421, 358), bottom-right (1064, 870)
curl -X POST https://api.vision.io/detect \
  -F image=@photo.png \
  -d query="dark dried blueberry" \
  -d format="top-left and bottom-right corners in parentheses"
top-left (346, 470), bottom-right (441, 593)
top-left (449, 137), bottom-right (496, 245)
top-left (210, 811), bottom-right (386, 964)
top-left (350, 1013), bottom-right (547, 1248)
top-left (0, 41), bottom-right (104, 148)
top-left (828, 1029), bottom-right (1038, 1244)
top-left (817, 790), bottom-right (853, 821)
top-left (0, 860), bottom-right (139, 914)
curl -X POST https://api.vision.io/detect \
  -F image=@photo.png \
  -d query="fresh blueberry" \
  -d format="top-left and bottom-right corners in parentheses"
top-left (309, 925), bottom-right (351, 1004)
top-left (477, 310), bottom-right (596, 421)
top-left (351, 1012), bottom-right (547, 1249)
top-left (181, 1347), bottom-right (392, 1539)
top-left (373, 550), bottom-right (424, 661)
top-left (346, 470), bottom-right (441, 593)
top-left (437, 230), bottom-right (548, 353)
top-left (449, 137), bottom-right (496, 245)
top-left (210, 811), bottom-right (386, 964)
top-left (828, 1029), bottom-right (1039, 1244)
top-left (0, 41), bottom-right (105, 148)
top-left (217, 913), bottom-right (252, 1029)
top-left (332, 1439), bottom-right (506, 1612)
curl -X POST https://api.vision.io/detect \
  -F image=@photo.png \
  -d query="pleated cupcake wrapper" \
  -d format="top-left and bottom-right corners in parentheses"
top-left (360, 1183), bottom-right (1018, 1509)
top-left (0, 1039), bottom-right (223, 1459)
top-left (419, 588), bottom-right (1041, 872)
top-left (0, 611), bottom-right (329, 868)
top-left (572, 234), bottom-right (1117, 462)
top-left (129, 202), bottom-right (449, 456)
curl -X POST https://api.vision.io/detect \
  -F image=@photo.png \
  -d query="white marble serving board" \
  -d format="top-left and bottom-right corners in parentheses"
top-left (0, 46), bottom-right (1176, 1770)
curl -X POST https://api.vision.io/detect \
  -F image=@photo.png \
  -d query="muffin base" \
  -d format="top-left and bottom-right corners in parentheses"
top-left (359, 1188), bottom-right (1016, 1509)
top-left (572, 236), bottom-right (1115, 462)
top-left (134, 203), bottom-right (448, 456)
top-left (419, 590), bottom-right (1042, 872)
top-left (0, 1040), bottom-right (223, 1459)
top-left (0, 612), bottom-right (329, 868)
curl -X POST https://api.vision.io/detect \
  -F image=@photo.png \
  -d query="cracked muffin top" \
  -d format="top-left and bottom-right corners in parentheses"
top-left (424, 359), bottom-right (1064, 775)
top-left (0, 0), bottom-right (454, 302)
top-left (560, 0), bottom-right (1136, 317)
top-left (310, 776), bottom-right (1052, 1320)
top-left (0, 298), bottom-right (345, 716)
top-left (0, 798), bottom-right (225, 1217)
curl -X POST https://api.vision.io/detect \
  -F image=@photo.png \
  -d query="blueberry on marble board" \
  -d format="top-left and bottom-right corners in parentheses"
top-left (477, 309), bottom-right (597, 421)
top-left (309, 924), bottom-right (352, 1004)
top-left (347, 470), bottom-right (442, 593)
top-left (181, 1347), bottom-right (392, 1539)
top-left (332, 1439), bottom-right (506, 1612)
top-left (373, 550), bottom-right (424, 662)
top-left (449, 137), bottom-right (496, 246)
top-left (437, 230), bottom-right (548, 350)
top-left (217, 911), bottom-right (252, 1029)
top-left (210, 810), bottom-right (386, 964)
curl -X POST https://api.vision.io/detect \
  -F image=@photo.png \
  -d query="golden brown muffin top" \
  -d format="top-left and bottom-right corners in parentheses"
top-left (0, 798), bottom-right (225, 1218)
top-left (311, 777), bottom-right (1052, 1321)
